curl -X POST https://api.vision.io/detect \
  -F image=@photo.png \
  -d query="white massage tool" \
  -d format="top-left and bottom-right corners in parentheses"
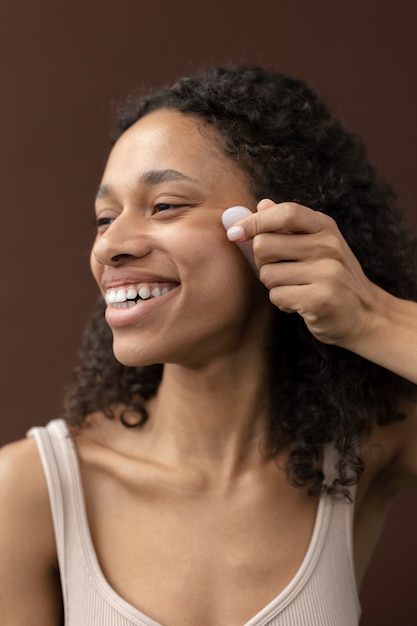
top-left (221, 206), bottom-right (258, 275)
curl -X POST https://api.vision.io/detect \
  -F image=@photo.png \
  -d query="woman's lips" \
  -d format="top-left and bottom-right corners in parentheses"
top-left (101, 268), bottom-right (179, 290)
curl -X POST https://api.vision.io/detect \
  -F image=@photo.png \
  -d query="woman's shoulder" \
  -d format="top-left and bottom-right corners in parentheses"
top-left (0, 436), bottom-right (62, 623)
top-left (0, 435), bottom-right (55, 530)
top-left (0, 436), bottom-right (59, 583)
top-left (0, 434), bottom-right (45, 489)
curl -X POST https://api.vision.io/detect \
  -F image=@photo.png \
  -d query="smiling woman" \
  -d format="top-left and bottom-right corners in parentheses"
top-left (1, 66), bottom-right (417, 626)
top-left (91, 109), bottom-right (267, 369)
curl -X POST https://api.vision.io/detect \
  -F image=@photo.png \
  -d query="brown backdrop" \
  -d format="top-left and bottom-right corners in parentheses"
top-left (1, 1), bottom-right (416, 623)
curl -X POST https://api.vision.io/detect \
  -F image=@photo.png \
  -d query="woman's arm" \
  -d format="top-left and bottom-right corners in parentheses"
top-left (0, 438), bottom-right (63, 626)
top-left (340, 286), bottom-right (417, 385)
top-left (227, 199), bottom-right (417, 385)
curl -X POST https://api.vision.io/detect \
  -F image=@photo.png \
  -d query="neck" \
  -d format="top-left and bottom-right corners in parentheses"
top-left (143, 353), bottom-right (271, 482)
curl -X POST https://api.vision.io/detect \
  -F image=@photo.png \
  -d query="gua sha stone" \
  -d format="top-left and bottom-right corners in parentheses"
top-left (222, 206), bottom-right (258, 275)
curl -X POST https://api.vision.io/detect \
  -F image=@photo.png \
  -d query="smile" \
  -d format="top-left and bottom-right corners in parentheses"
top-left (105, 283), bottom-right (177, 308)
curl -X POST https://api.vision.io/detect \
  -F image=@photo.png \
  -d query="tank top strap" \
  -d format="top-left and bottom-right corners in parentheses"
top-left (27, 419), bottom-right (79, 605)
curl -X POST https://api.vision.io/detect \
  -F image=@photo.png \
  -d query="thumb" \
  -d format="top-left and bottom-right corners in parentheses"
top-left (225, 198), bottom-right (276, 241)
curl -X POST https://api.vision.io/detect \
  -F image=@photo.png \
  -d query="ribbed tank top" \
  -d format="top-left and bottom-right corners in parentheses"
top-left (28, 420), bottom-right (361, 625)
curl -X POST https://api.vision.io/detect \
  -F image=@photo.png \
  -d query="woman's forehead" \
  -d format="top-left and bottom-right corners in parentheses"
top-left (105, 109), bottom-right (250, 190)
top-left (117, 109), bottom-right (219, 149)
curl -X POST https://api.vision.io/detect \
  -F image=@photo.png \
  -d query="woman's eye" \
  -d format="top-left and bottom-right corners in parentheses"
top-left (95, 216), bottom-right (115, 230)
top-left (154, 203), bottom-right (183, 212)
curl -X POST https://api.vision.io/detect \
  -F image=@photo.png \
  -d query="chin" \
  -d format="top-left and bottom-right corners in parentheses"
top-left (113, 352), bottom-right (160, 369)
top-left (111, 341), bottom-right (160, 368)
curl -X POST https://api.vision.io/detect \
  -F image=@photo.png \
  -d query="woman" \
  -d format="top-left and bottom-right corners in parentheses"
top-left (1, 66), bottom-right (417, 625)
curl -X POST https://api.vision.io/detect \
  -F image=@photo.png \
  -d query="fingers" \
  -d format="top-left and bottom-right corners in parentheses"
top-left (259, 259), bottom-right (313, 289)
top-left (225, 200), bottom-right (343, 276)
top-left (253, 230), bottom-right (346, 264)
top-left (252, 232), bottom-right (313, 264)
top-left (260, 257), bottom-right (345, 297)
top-left (226, 200), bottom-right (328, 242)
top-left (267, 282), bottom-right (339, 321)
top-left (224, 199), bottom-right (377, 347)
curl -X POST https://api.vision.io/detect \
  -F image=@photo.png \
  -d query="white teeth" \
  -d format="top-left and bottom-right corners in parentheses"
top-left (106, 283), bottom-right (176, 307)
top-left (127, 287), bottom-right (137, 300)
top-left (106, 290), bottom-right (117, 304)
top-left (116, 288), bottom-right (127, 302)
top-left (138, 286), bottom-right (151, 300)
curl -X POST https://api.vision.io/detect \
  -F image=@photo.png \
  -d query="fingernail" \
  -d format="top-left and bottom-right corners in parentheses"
top-left (227, 225), bottom-right (245, 241)
top-left (257, 198), bottom-right (274, 211)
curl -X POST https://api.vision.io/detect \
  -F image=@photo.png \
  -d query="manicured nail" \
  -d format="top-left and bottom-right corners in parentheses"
top-left (257, 198), bottom-right (274, 210)
top-left (227, 225), bottom-right (245, 241)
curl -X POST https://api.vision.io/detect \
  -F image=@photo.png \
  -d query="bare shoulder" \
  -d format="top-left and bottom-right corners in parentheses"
top-left (0, 437), bottom-right (62, 625)
top-left (1, 435), bottom-right (43, 479)
top-left (0, 436), bottom-right (54, 519)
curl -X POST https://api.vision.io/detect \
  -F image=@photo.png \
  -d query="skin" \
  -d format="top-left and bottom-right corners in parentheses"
top-left (1, 109), bottom-right (417, 626)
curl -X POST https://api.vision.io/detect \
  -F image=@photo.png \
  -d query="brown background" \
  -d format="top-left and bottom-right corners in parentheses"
top-left (1, 1), bottom-right (416, 623)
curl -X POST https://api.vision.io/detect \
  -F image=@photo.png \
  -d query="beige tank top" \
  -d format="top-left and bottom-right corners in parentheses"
top-left (28, 419), bottom-right (361, 625)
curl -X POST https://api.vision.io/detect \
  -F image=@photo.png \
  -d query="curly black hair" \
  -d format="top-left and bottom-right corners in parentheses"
top-left (62, 65), bottom-right (417, 496)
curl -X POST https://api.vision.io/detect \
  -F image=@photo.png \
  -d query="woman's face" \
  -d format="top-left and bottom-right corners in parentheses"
top-left (91, 109), bottom-right (272, 368)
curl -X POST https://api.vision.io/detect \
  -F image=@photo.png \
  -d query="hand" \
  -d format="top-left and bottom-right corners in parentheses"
top-left (226, 198), bottom-right (381, 349)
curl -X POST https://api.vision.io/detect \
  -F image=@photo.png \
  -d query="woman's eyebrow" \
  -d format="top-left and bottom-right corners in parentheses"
top-left (95, 169), bottom-right (201, 200)
top-left (141, 169), bottom-right (201, 186)
top-left (96, 184), bottom-right (111, 200)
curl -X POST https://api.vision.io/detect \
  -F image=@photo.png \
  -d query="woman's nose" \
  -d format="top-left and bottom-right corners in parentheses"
top-left (92, 212), bottom-right (153, 266)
